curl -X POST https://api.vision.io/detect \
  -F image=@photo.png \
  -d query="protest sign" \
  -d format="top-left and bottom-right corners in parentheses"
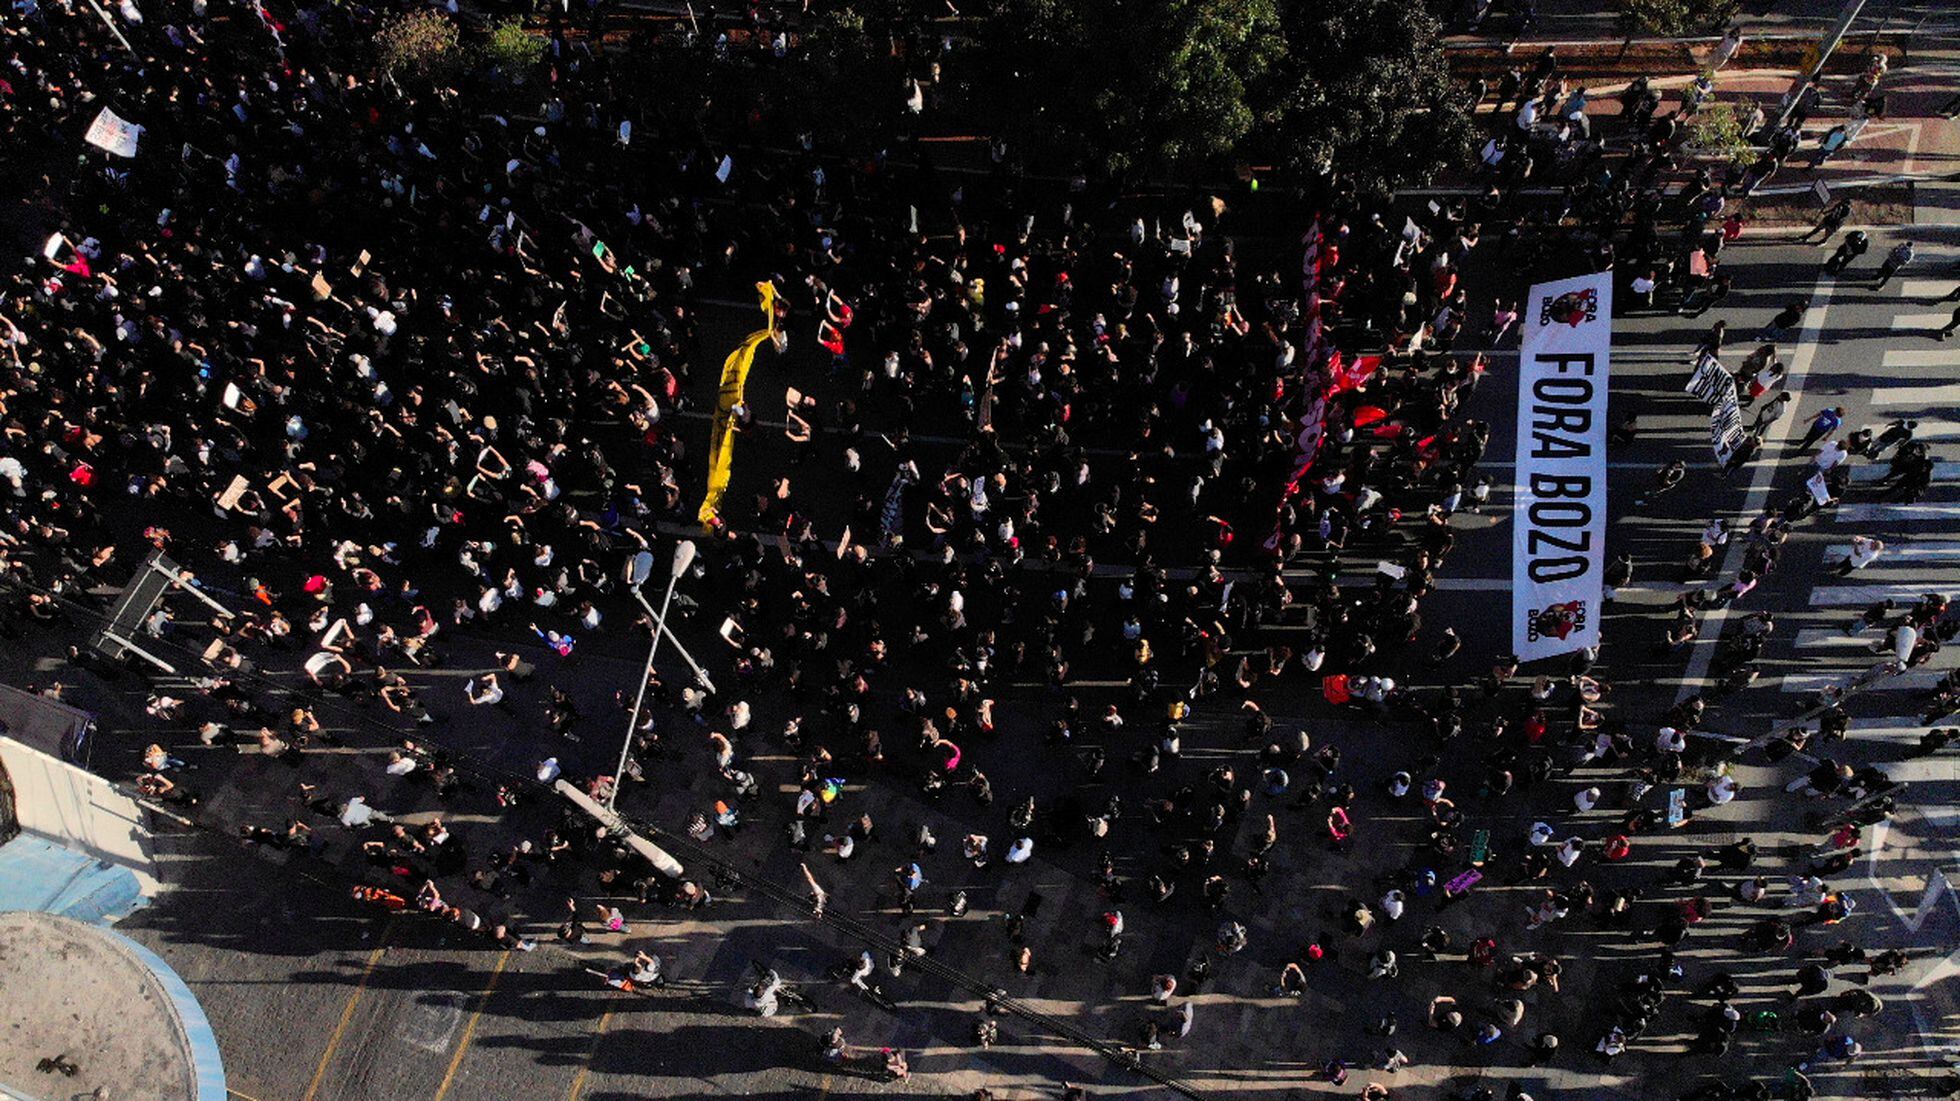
top-left (84, 107), bottom-right (142, 157)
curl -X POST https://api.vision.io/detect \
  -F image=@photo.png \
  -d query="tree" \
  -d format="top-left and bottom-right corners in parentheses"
top-left (978, 0), bottom-right (1284, 181)
top-left (1617, 0), bottom-right (1740, 37)
top-left (373, 10), bottom-right (459, 83)
top-left (1258, 0), bottom-right (1471, 197)
top-left (975, 0), bottom-right (1466, 193)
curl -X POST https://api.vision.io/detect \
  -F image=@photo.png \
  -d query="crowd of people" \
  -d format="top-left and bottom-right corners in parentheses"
top-left (0, 2), bottom-right (1948, 1098)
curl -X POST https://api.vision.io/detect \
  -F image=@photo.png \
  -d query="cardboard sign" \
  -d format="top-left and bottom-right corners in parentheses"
top-left (216, 475), bottom-right (251, 511)
top-left (1667, 788), bottom-right (1688, 827)
top-left (351, 250), bottom-right (372, 277)
top-left (84, 106), bottom-right (142, 157)
top-left (309, 272), bottom-right (333, 301)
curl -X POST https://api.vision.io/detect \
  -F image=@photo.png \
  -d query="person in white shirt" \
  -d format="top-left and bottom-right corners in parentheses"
top-left (339, 795), bottom-right (389, 827)
top-left (1631, 271), bottom-right (1658, 309)
top-left (1004, 837), bottom-right (1034, 864)
top-left (1712, 25), bottom-right (1743, 70)
top-left (1655, 726), bottom-right (1688, 754)
top-left (1815, 438), bottom-right (1849, 473)
top-left (465, 673), bottom-right (505, 707)
top-left (1835, 536), bottom-right (1884, 576)
top-left (385, 750), bottom-right (418, 777)
top-left (1706, 774), bottom-right (1740, 805)
top-left (1380, 889), bottom-right (1406, 920)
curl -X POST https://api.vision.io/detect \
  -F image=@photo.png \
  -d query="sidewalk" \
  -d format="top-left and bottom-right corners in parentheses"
top-left (1432, 40), bottom-right (1960, 214)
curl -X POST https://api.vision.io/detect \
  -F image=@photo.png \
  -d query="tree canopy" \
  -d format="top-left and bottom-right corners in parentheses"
top-left (974, 0), bottom-right (1469, 194)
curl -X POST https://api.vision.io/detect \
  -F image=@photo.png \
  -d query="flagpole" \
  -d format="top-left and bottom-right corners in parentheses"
top-left (83, 0), bottom-right (138, 59)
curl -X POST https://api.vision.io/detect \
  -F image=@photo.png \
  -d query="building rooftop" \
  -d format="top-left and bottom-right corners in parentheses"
top-left (0, 910), bottom-right (221, 1101)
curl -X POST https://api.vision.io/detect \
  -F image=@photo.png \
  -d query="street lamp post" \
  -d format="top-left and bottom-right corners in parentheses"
top-left (610, 541), bottom-right (696, 811)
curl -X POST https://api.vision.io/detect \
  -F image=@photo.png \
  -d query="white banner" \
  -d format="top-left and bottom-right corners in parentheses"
top-left (1686, 354), bottom-right (1745, 464)
top-left (84, 107), bottom-right (142, 157)
top-left (1512, 272), bottom-right (1612, 662)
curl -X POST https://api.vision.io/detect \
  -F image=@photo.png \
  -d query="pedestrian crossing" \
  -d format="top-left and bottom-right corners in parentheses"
top-left (1766, 259), bottom-right (1960, 842)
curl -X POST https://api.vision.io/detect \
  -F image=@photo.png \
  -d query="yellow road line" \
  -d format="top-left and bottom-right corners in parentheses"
top-left (563, 1006), bottom-right (616, 1101)
top-left (431, 951), bottom-right (512, 1101)
top-left (300, 925), bottom-right (394, 1101)
top-left (818, 1072), bottom-right (832, 1097)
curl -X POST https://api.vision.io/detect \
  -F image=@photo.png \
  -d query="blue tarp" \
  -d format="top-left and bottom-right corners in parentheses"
top-left (0, 833), bottom-right (148, 924)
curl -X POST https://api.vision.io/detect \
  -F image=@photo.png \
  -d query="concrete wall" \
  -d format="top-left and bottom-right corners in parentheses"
top-left (0, 735), bottom-right (159, 898)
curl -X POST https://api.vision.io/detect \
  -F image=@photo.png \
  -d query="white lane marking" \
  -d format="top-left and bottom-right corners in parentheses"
top-left (1832, 503), bottom-right (1960, 524)
top-left (1887, 315), bottom-right (1958, 333)
top-left (1899, 280), bottom-right (1958, 299)
top-left (1807, 583), bottom-right (1958, 606)
top-left (1871, 384), bottom-right (1960, 407)
top-left (1847, 463), bottom-right (1960, 484)
top-left (1675, 272), bottom-right (1836, 703)
top-left (1780, 671), bottom-right (1944, 692)
top-left (1824, 541), bottom-right (1960, 559)
top-left (1793, 628), bottom-right (1876, 649)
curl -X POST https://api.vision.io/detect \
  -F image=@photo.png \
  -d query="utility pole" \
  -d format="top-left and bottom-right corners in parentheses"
top-left (1776, 0), bottom-right (1872, 127)
top-left (555, 780), bottom-right (684, 879)
top-left (608, 542), bottom-right (705, 812)
top-left (83, 0), bottom-right (138, 59)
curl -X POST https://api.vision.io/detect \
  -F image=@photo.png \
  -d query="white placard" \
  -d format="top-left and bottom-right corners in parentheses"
top-left (84, 106), bottom-right (142, 157)
top-left (1686, 353), bottom-right (1745, 463)
top-left (1512, 271), bottom-right (1612, 662)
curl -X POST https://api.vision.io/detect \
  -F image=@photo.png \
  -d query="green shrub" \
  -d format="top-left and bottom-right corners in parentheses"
top-left (374, 10), bottom-right (460, 82)
top-left (1685, 101), bottom-right (1752, 166)
top-left (482, 18), bottom-right (544, 76)
top-left (1618, 0), bottom-right (1740, 37)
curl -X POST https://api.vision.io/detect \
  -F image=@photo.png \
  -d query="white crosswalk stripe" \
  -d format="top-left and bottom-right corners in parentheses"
top-left (1780, 671), bottom-right (1944, 693)
top-left (1871, 384), bottom-right (1960, 407)
top-left (1899, 280), bottom-right (1957, 300)
top-left (1908, 422), bottom-right (1960, 441)
top-left (1793, 628), bottom-right (1879, 649)
top-left (1889, 315), bottom-right (1959, 333)
top-left (1877, 346), bottom-right (1960, 366)
top-left (1824, 541), bottom-right (1960, 560)
top-left (1807, 583), bottom-right (1957, 607)
top-left (1832, 503), bottom-right (1960, 524)
top-left (1846, 464), bottom-right (1960, 484)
